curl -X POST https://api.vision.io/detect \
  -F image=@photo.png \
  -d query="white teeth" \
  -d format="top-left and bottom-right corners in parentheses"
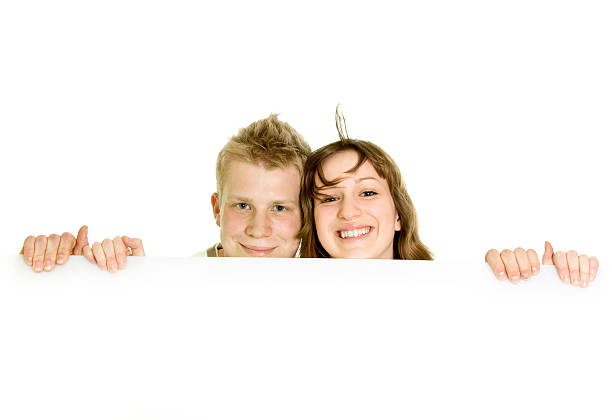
top-left (339, 227), bottom-right (371, 239)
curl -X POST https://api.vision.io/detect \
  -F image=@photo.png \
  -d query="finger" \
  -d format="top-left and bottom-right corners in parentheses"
top-left (500, 249), bottom-right (521, 284)
top-left (113, 236), bottom-right (128, 269)
top-left (527, 249), bottom-right (540, 276)
top-left (589, 257), bottom-right (599, 282)
top-left (102, 238), bottom-right (118, 273)
top-left (43, 234), bottom-right (61, 272)
top-left (579, 254), bottom-right (590, 288)
top-left (553, 251), bottom-right (570, 284)
top-left (514, 247), bottom-right (532, 280)
top-left (123, 237), bottom-right (145, 256)
top-left (73, 225), bottom-right (89, 255)
top-left (22, 236), bottom-right (36, 266)
top-left (566, 250), bottom-right (580, 286)
top-left (82, 245), bottom-right (96, 265)
top-left (542, 241), bottom-right (554, 265)
top-left (56, 232), bottom-right (76, 265)
top-left (32, 236), bottom-right (48, 273)
top-left (485, 249), bottom-right (507, 280)
top-left (91, 242), bottom-right (107, 271)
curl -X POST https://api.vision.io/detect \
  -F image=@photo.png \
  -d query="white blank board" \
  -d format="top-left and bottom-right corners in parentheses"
top-left (0, 256), bottom-right (609, 419)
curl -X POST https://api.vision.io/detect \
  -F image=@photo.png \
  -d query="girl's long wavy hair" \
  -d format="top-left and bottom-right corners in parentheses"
top-left (298, 110), bottom-right (433, 260)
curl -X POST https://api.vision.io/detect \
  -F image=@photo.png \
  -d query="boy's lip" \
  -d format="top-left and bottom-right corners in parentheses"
top-left (240, 243), bottom-right (277, 256)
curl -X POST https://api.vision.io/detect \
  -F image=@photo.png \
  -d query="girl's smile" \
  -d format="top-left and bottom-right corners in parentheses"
top-left (314, 149), bottom-right (401, 259)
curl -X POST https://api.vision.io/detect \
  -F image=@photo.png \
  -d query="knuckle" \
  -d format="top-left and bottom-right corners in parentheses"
top-left (500, 249), bottom-right (513, 257)
top-left (36, 235), bottom-right (47, 241)
top-left (507, 266), bottom-right (519, 275)
top-left (567, 250), bottom-right (578, 257)
top-left (485, 249), bottom-right (498, 260)
top-left (514, 247), bottom-right (525, 254)
top-left (48, 234), bottom-right (60, 241)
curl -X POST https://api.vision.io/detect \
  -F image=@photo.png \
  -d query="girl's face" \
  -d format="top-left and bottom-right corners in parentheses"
top-left (313, 149), bottom-right (401, 259)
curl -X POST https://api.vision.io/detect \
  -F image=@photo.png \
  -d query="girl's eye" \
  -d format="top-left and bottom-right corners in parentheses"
top-left (360, 191), bottom-right (378, 197)
top-left (273, 205), bottom-right (287, 212)
top-left (236, 203), bottom-right (250, 210)
top-left (321, 196), bottom-right (338, 203)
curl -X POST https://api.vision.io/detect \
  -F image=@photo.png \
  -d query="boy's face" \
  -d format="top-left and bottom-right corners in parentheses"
top-left (211, 160), bottom-right (302, 257)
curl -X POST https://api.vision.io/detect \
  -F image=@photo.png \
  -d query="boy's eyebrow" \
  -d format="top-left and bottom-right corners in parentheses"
top-left (226, 195), bottom-right (252, 203)
top-left (227, 195), bottom-right (299, 206)
top-left (271, 199), bottom-right (299, 206)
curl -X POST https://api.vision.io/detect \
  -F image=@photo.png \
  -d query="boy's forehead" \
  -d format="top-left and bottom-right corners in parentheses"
top-left (221, 160), bottom-right (301, 201)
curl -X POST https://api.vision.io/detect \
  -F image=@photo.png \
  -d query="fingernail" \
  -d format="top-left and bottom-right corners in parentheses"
top-left (532, 267), bottom-right (539, 273)
top-left (34, 261), bottom-right (42, 272)
top-left (108, 264), bottom-right (116, 272)
top-left (563, 275), bottom-right (570, 283)
top-left (498, 272), bottom-right (506, 280)
top-left (44, 260), bottom-right (52, 271)
top-left (57, 254), bottom-right (65, 264)
top-left (511, 275), bottom-right (520, 282)
top-left (26, 257), bottom-right (32, 265)
top-left (118, 260), bottom-right (125, 269)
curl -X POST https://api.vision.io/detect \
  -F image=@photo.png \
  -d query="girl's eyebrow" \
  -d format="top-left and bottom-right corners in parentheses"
top-left (356, 177), bottom-right (380, 183)
top-left (317, 176), bottom-right (380, 189)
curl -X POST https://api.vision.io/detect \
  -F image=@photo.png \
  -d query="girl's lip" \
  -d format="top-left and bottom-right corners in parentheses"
top-left (335, 225), bottom-right (374, 240)
top-left (336, 224), bottom-right (371, 232)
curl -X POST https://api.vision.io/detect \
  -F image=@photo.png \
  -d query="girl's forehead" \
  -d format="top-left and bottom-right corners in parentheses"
top-left (317, 151), bottom-right (383, 186)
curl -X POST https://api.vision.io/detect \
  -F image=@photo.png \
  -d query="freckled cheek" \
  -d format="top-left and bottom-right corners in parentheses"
top-left (314, 207), bottom-right (335, 232)
top-left (221, 212), bottom-right (249, 236)
top-left (277, 216), bottom-right (302, 239)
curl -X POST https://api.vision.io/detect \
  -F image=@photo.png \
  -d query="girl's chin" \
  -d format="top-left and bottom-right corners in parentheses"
top-left (327, 245), bottom-right (394, 259)
top-left (329, 249), bottom-right (384, 259)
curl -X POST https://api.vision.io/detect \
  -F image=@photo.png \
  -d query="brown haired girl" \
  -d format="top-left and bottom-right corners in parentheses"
top-left (299, 110), bottom-right (432, 260)
top-left (298, 109), bottom-right (599, 289)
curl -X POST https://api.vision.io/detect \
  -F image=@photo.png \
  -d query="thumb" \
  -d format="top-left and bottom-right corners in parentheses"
top-left (73, 225), bottom-right (89, 255)
top-left (122, 236), bottom-right (145, 256)
top-left (542, 241), bottom-right (554, 265)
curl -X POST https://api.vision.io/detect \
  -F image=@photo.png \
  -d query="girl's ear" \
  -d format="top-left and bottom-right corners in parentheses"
top-left (395, 214), bottom-right (401, 231)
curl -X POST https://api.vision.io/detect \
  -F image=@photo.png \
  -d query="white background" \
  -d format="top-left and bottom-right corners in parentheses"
top-left (1, 0), bottom-right (610, 262)
top-left (1, 256), bottom-right (610, 419)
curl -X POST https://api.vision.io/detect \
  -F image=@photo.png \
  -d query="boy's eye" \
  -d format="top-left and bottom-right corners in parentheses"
top-left (236, 203), bottom-right (250, 210)
top-left (360, 191), bottom-right (378, 197)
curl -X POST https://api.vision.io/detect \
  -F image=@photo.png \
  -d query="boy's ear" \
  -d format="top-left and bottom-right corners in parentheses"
top-left (211, 193), bottom-right (221, 227)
